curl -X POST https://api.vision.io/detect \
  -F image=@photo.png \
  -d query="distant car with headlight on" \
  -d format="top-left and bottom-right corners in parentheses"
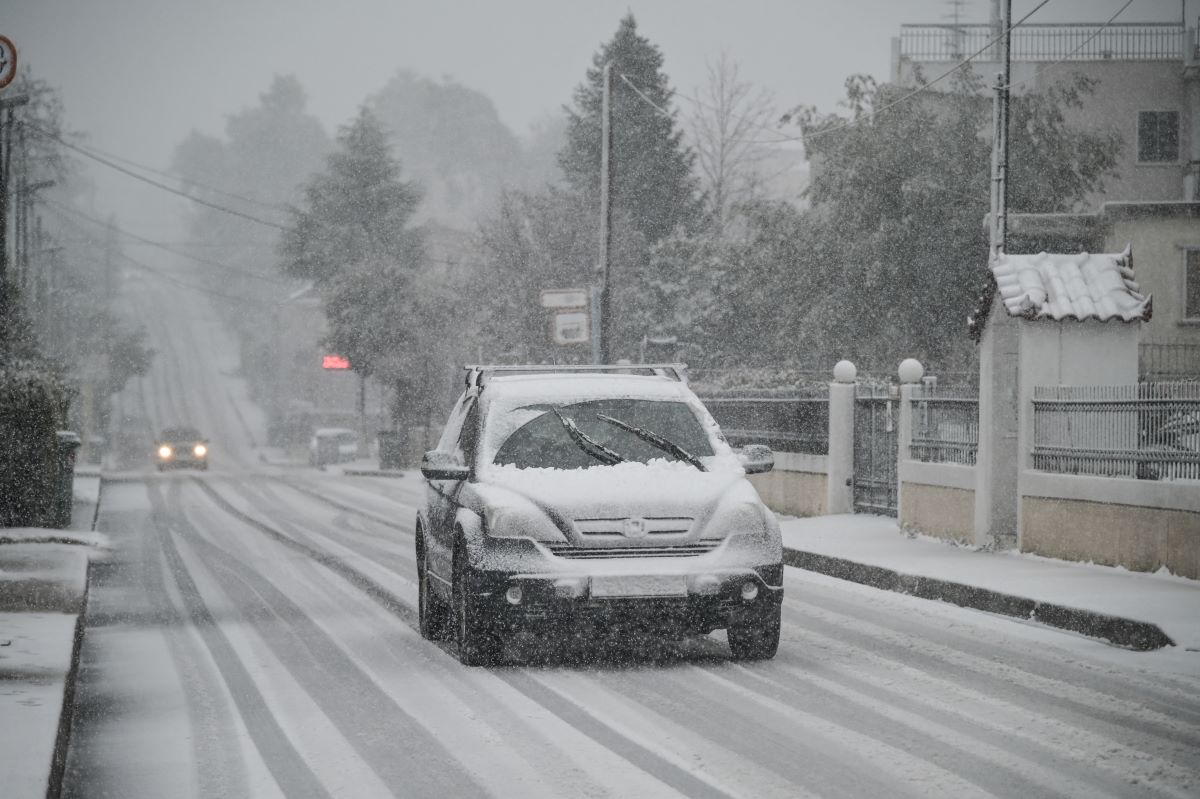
top-left (156, 426), bottom-right (209, 471)
top-left (416, 364), bottom-right (783, 666)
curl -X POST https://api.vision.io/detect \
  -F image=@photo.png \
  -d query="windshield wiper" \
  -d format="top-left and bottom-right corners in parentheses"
top-left (553, 409), bottom-right (626, 466)
top-left (596, 413), bottom-right (706, 472)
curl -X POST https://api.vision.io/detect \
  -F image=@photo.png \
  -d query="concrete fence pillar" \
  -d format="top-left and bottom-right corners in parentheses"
top-left (896, 358), bottom-right (924, 524)
top-left (827, 360), bottom-right (857, 515)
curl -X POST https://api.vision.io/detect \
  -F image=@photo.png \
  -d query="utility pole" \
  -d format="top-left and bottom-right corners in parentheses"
top-left (0, 94), bottom-right (29, 285)
top-left (976, 0), bottom-right (1019, 551)
top-left (988, 0), bottom-right (1012, 253)
top-left (595, 61), bottom-right (615, 364)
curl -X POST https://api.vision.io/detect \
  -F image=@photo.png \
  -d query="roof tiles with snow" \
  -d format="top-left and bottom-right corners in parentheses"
top-left (987, 246), bottom-right (1150, 325)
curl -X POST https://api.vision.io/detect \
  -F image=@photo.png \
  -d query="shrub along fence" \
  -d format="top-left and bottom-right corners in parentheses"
top-left (0, 363), bottom-right (72, 527)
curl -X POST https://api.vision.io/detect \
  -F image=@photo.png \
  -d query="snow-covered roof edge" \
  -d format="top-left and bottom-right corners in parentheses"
top-left (967, 245), bottom-right (1152, 342)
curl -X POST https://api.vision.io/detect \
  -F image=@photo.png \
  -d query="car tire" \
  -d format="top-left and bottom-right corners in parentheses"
top-left (452, 541), bottom-right (501, 666)
top-left (727, 604), bottom-right (781, 661)
top-left (417, 531), bottom-right (449, 641)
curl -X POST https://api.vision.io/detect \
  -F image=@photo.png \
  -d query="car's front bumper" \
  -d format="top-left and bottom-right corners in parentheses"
top-left (466, 536), bottom-right (783, 636)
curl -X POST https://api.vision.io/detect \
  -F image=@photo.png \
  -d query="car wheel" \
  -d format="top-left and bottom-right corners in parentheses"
top-left (417, 531), bottom-right (449, 641)
top-left (453, 541), bottom-right (501, 666)
top-left (727, 604), bottom-right (781, 661)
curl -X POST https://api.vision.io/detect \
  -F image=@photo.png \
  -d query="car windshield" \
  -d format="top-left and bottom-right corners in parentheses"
top-left (160, 427), bottom-right (201, 441)
top-left (493, 398), bottom-right (713, 470)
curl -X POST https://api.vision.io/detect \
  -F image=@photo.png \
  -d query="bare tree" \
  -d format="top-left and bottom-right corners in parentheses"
top-left (686, 53), bottom-right (778, 237)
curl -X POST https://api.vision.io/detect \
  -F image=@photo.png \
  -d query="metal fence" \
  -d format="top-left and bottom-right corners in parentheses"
top-left (899, 23), bottom-right (1186, 62)
top-left (910, 387), bottom-right (979, 466)
top-left (1140, 343), bottom-right (1200, 381)
top-left (1032, 383), bottom-right (1200, 481)
top-left (699, 390), bottom-right (830, 455)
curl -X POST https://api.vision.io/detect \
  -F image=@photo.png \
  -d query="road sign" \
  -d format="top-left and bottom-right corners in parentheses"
top-left (553, 312), bottom-right (590, 345)
top-left (541, 288), bottom-right (588, 309)
top-left (322, 354), bottom-right (350, 369)
top-left (0, 37), bottom-right (16, 90)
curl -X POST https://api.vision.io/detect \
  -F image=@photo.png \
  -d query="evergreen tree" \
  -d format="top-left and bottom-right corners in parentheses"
top-left (278, 107), bottom-right (436, 431)
top-left (560, 14), bottom-right (702, 245)
top-left (280, 107), bottom-right (423, 287)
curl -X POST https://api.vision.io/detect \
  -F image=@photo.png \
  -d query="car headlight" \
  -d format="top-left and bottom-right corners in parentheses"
top-left (483, 506), bottom-right (561, 541)
top-left (701, 501), bottom-right (769, 539)
top-left (194, 444), bottom-right (207, 457)
top-left (158, 445), bottom-right (172, 459)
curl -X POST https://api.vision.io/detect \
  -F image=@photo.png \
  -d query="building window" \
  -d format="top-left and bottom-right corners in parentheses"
top-left (1187, 250), bottom-right (1200, 321)
top-left (1138, 111), bottom-right (1178, 163)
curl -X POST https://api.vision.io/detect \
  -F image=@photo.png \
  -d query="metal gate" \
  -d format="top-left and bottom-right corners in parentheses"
top-left (854, 386), bottom-right (898, 515)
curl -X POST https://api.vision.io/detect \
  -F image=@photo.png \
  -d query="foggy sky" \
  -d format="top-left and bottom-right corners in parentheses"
top-left (5, 0), bottom-right (1192, 244)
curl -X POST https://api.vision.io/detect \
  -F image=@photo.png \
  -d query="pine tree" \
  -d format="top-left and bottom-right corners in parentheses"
top-left (559, 14), bottom-right (702, 245)
top-left (279, 107), bottom-right (423, 286)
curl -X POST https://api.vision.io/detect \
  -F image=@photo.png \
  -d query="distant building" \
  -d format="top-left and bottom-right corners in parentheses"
top-left (892, 6), bottom-right (1199, 205)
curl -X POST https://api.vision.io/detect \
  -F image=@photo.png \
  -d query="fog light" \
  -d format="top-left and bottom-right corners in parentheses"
top-left (741, 581), bottom-right (759, 602)
top-left (505, 585), bottom-right (523, 605)
top-left (194, 444), bottom-right (207, 457)
top-left (158, 445), bottom-right (172, 459)
top-left (554, 578), bottom-right (584, 599)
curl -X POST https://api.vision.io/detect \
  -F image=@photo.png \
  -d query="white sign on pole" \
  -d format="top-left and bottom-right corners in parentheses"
top-left (553, 311), bottom-right (590, 345)
top-left (541, 288), bottom-right (589, 309)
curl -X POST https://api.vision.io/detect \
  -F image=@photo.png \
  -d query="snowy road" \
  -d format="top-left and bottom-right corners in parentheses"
top-left (60, 274), bottom-right (1200, 798)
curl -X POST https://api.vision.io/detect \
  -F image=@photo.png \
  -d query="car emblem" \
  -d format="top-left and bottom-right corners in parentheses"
top-left (622, 518), bottom-right (648, 539)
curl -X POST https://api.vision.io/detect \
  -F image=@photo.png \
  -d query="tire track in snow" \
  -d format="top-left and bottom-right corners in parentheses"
top-left (191, 477), bottom-right (750, 798)
top-left (143, 480), bottom-right (333, 799)
top-left (789, 574), bottom-right (1200, 724)
top-left (780, 588), bottom-right (1200, 773)
top-left (162, 493), bottom-right (491, 799)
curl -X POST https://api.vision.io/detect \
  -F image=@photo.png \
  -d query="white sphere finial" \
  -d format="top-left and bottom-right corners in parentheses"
top-left (898, 358), bottom-right (924, 384)
top-left (833, 360), bottom-right (857, 384)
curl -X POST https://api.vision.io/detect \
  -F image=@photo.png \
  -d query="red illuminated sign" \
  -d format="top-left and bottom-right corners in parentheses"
top-left (322, 355), bottom-right (350, 370)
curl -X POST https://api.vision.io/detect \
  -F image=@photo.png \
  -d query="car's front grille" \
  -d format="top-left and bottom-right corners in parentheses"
top-left (546, 541), bottom-right (719, 559)
top-left (574, 516), bottom-right (694, 536)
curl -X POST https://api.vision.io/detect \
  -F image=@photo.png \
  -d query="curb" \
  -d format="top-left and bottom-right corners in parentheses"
top-left (46, 558), bottom-right (89, 799)
top-left (342, 469), bottom-right (406, 478)
top-left (47, 479), bottom-right (103, 798)
top-left (783, 547), bottom-right (1175, 651)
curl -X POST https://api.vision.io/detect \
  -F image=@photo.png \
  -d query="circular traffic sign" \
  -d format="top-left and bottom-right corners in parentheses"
top-left (0, 36), bottom-right (16, 90)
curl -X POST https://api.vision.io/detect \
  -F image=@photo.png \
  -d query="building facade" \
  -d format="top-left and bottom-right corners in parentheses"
top-left (892, 15), bottom-right (1200, 206)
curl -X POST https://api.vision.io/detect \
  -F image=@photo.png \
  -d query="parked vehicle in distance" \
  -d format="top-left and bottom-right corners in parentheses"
top-left (309, 427), bottom-right (359, 466)
top-left (416, 364), bottom-right (783, 666)
top-left (156, 426), bottom-right (209, 471)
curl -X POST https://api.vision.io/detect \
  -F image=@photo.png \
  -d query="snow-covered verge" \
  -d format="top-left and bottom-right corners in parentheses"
top-left (0, 540), bottom-right (94, 613)
top-left (0, 611), bottom-right (79, 799)
top-left (781, 514), bottom-right (1200, 650)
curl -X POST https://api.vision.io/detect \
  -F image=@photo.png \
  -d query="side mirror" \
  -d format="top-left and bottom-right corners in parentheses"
top-left (421, 450), bottom-right (470, 481)
top-left (738, 444), bottom-right (774, 475)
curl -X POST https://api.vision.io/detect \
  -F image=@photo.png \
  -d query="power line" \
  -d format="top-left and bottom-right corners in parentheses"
top-left (22, 121), bottom-right (291, 231)
top-left (45, 206), bottom-right (282, 306)
top-left (43, 199), bottom-right (292, 286)
top-left (38, 133), bottom-right (292, 214)
top-left (620, 0), bottom-right (1051, 148)
top-left (1001, 0), bottom-right (1134, 91)
top-left (782, 0), bottom-right (1052, 144)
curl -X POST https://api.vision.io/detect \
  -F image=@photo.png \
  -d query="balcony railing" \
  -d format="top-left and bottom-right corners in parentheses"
top-left (899, 23), bottom-right (1186, 63)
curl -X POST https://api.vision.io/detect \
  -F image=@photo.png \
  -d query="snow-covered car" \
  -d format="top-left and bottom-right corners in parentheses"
top-left (155, 426), bottom-right (209, 471)
top-left (308, 427), bottom-right (358, 466)
top-left (416, 364), bottom-right (783, 666)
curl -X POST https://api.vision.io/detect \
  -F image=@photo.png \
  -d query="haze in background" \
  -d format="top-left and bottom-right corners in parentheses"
top-left (5, 0), bottom-right (1191, 241)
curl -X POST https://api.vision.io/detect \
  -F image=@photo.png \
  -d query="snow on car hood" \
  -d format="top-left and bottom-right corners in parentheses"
top-left (478, 458), bottom-right (751, 523)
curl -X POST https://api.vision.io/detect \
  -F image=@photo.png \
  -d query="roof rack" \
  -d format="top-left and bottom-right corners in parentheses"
top-left (464, 363), bottom-right (688, 389)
